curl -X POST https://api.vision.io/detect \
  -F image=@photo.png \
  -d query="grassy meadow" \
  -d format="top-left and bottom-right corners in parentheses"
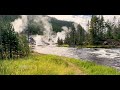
top-left (0, 53), bottom-right (120, 75)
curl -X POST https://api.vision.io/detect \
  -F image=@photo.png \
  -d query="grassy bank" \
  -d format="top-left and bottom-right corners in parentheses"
top-left (57, 44), bottom-right (69, 47)
top-left (0, 53), bottom-right (120, 75)
top-left (78, 45), bottom-right (120, 48)
top-left (79, 45), bottom-right (116, 48)
top-left (57, 44), bottom-right (120, 48)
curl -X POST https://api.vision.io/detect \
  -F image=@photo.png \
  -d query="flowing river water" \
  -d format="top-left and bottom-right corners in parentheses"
top-left (33, 45), bottom-right (120, 71)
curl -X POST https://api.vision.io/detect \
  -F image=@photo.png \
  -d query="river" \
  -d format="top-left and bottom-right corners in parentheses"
top-left (33, 45), bottom-right (120, 70)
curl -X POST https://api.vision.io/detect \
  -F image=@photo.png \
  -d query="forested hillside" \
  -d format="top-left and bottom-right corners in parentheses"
top-left (0, 15), bottom-right (21, 22)
top-left (23, 16), bottom-right (75, 35)
top-left (50, 17), bottom-right (74, 32)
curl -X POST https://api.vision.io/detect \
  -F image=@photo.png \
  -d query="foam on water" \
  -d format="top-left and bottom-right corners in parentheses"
top-left (90, 49), bottom-right (120, 59)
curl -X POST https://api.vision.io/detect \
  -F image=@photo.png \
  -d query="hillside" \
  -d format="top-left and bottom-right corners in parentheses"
top-left (25, 15), bottom-right (75, 35)
top-left (50, 17), bottom-right (74, 32)
top-left (0, 15), bottom-right (85, 35)
top-left (0, 15), bottom-right (21, 22)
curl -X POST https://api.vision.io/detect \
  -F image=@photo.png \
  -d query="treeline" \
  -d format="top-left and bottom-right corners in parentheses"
top-left (57, 24), bottom-right (85, 46)
top-left (58, 15), bottom-right (120, 46)
top-left (88, 15), bottom-right (120, 45)
top-left (0, 16), bottom-right (29, 60)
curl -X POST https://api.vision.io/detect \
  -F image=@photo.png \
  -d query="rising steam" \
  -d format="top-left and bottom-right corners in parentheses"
top-left (55, 26), bottom-right (71, 43)
top-left (12, 15), bottom-right (71, 46)
top-left (11, 15), bottom-right (28, 33)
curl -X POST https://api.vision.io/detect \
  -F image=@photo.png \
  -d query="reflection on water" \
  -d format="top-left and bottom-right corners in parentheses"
top-left (34, 46), bottom-right (120, 70)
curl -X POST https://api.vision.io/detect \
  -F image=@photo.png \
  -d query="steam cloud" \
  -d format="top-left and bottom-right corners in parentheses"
top-left (55, 26), bottom-right (71, 43)
top-left (12, 15), bottom-right (71, 46)
top-left (11, 15), bottom-right (28, 33)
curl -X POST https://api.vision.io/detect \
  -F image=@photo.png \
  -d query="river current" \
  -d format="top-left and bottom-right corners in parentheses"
top-left (33, 45), bottom-right (120, 70)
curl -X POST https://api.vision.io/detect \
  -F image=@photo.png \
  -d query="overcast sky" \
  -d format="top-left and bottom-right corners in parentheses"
top-left (48, 15), bottom-right (120, 30)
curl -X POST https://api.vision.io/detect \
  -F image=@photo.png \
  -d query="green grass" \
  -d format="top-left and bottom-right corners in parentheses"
top-left (57, 44), bottom-right (117, 48)
top-left (57, 44), bottom-right (69, 47)
top-left (66, 58), bottom-right (120, 75)
top-left (0, 53), bottom-right (120, 75)
top-left (77, 45), bottom-right (116, 48)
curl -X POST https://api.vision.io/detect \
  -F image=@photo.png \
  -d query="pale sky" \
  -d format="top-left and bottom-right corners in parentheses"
top-left (48, 15), bottom-right (120, 30)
